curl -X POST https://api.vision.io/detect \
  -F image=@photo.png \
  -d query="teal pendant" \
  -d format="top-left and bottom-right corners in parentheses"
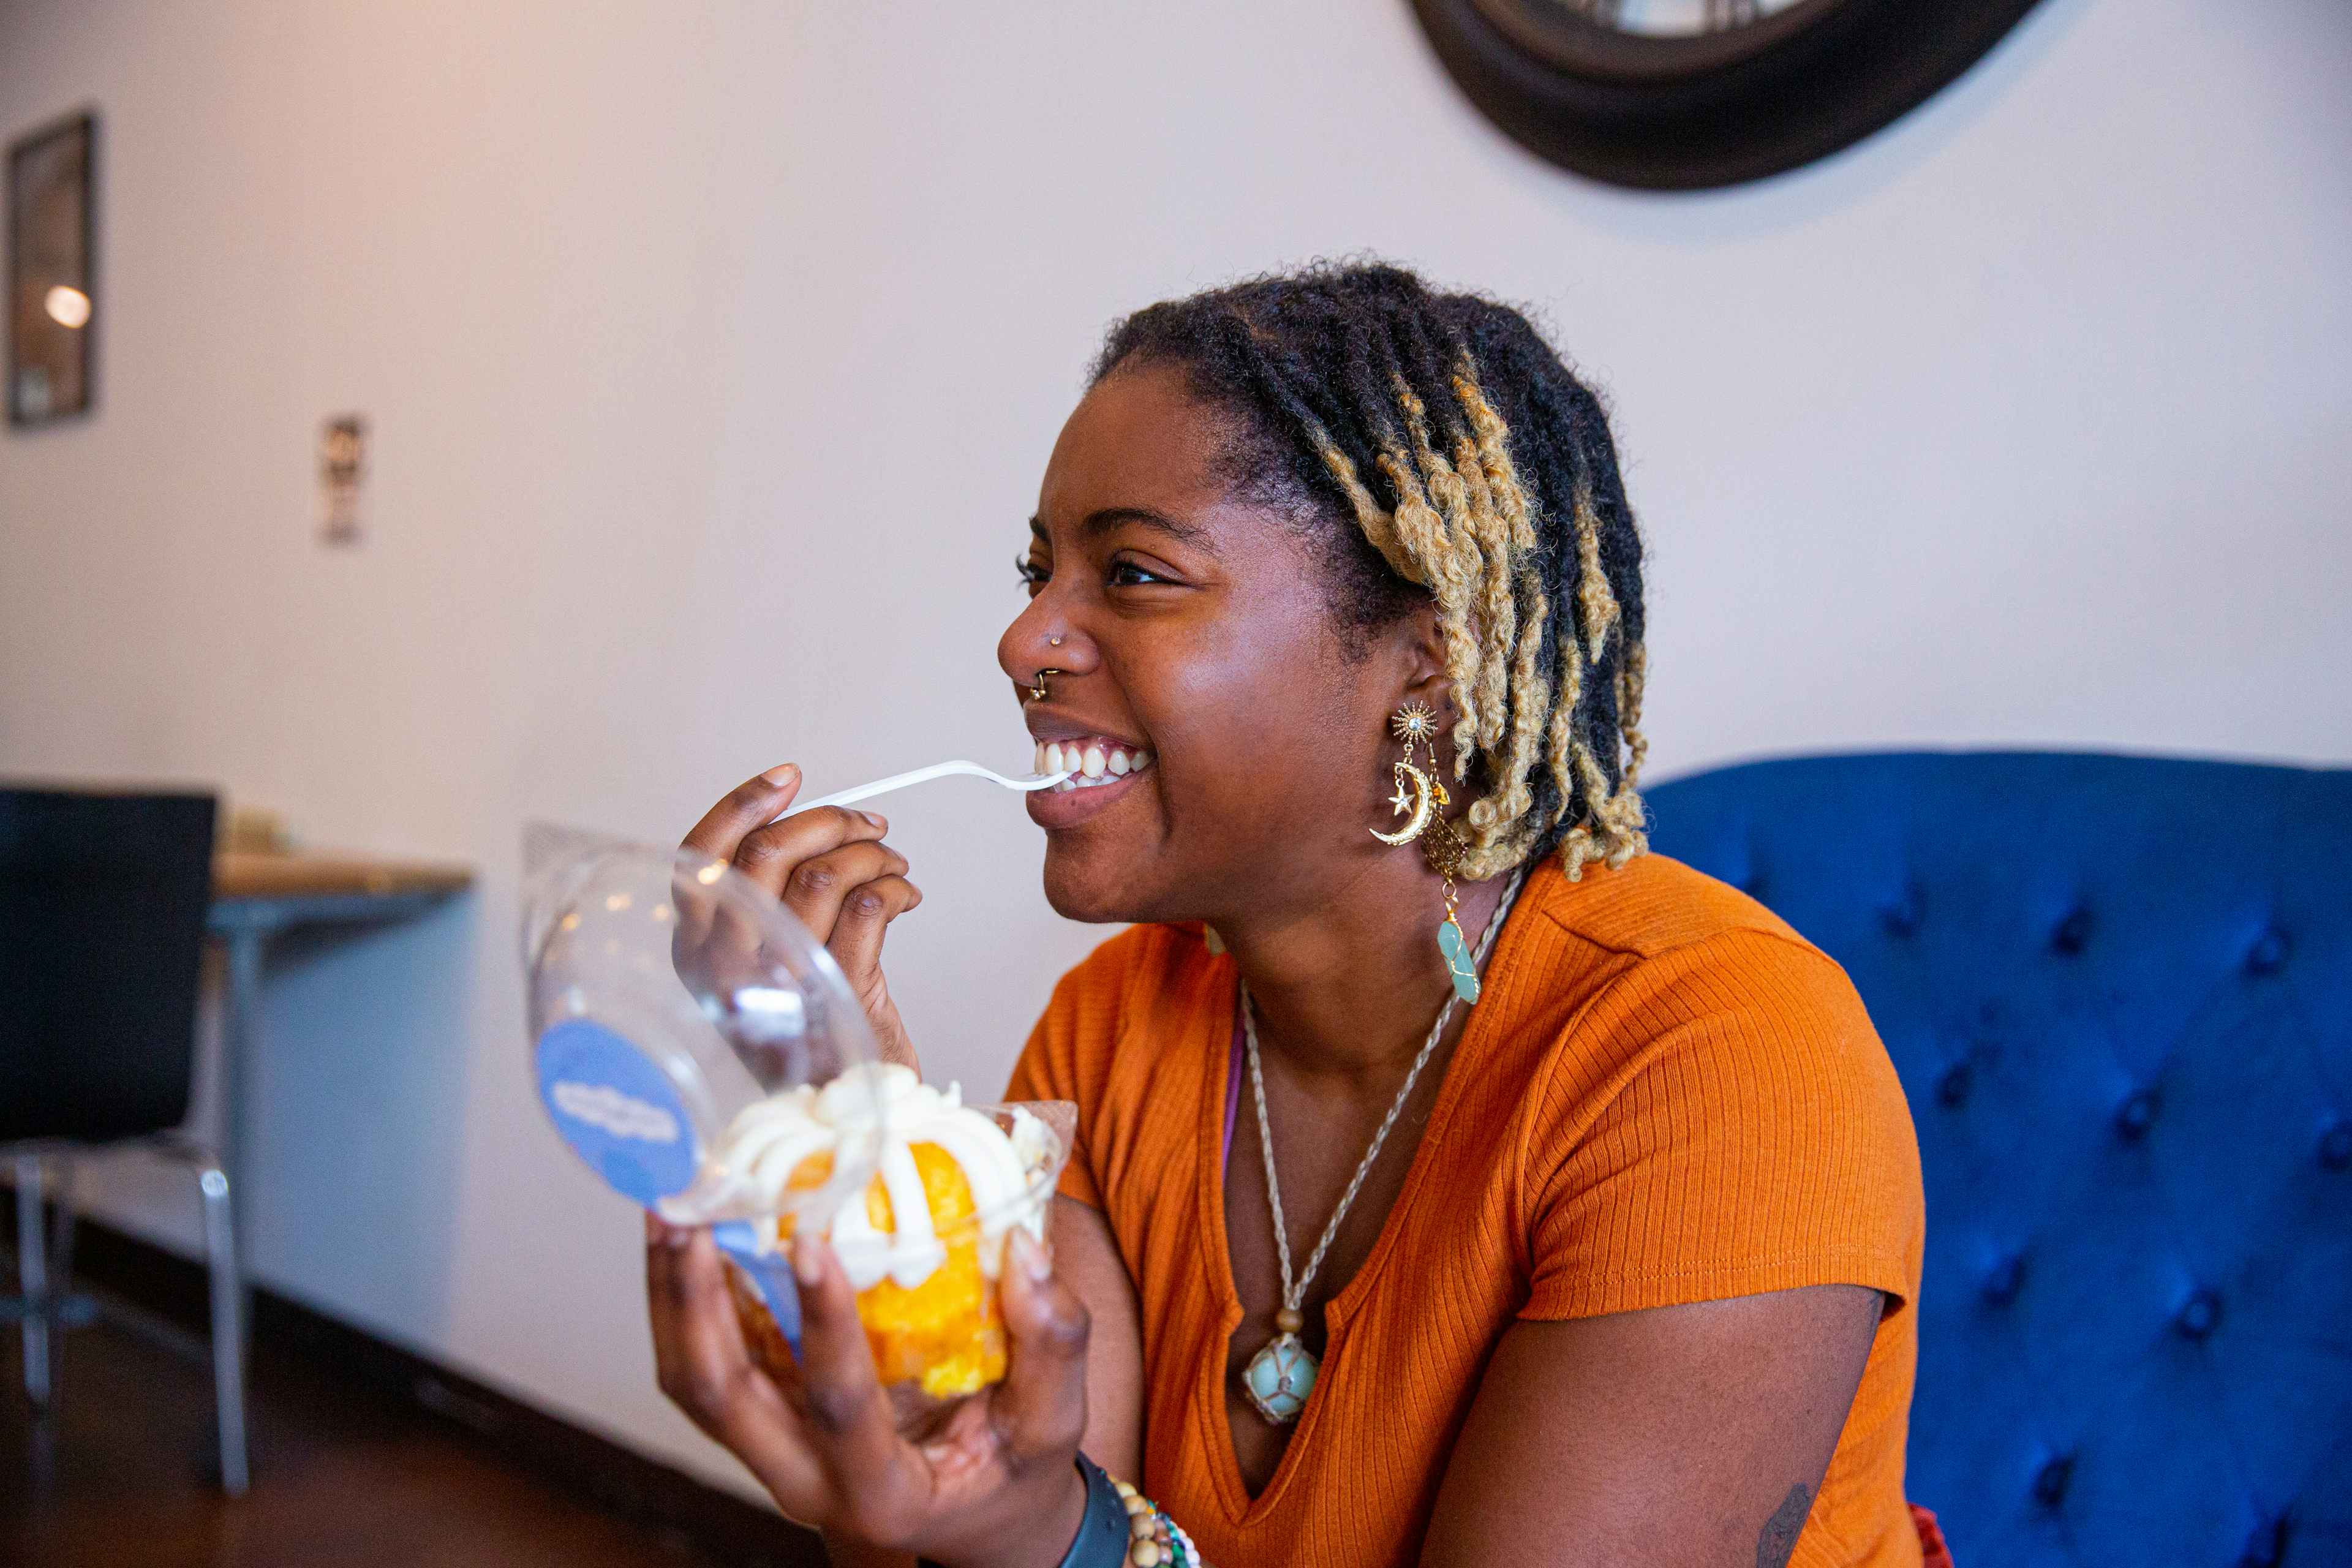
top-left (1438, 917), bottom-right (1479, 1003)
top-left (1242, 1333), bottom-right (1317, 1424)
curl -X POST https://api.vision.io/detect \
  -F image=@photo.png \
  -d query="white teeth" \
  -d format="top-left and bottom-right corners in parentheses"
top-left (1033, 740), bottom-right (1152, 793)
top-left (1034, 742), bottom-right (1048, 775)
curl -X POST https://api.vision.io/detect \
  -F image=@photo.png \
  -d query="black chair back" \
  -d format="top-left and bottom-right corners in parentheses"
top-left (1, 786), bottom-right (217, 1144)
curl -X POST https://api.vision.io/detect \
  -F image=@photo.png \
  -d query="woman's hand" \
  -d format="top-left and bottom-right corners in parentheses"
top-left (647, 1216), bottom-right (1092, 1568)
top-left (682, 764), bottom-right (922, 1067)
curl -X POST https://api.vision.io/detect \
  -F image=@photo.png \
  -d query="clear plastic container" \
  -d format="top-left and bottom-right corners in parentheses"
top-left (519, 824), bottom-right (1076, 1393)
top-left (521, 823), bottom-right (886, 1350)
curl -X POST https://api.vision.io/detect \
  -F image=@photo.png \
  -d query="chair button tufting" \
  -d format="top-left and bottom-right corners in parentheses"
top-left (2051, 906), bottom-right (2093, 955)
top-left (2115, 1090), bottom-right (2159, 1142)
top-left (1879, 886), bottom-right (1922, 938)
top-left (2238, 1517), bottom-right (2286, 1568)
top-left (2176, 1289), bottom-right (2222, 1340)
top-left (2032, 1454), bottom-right (2073, 1509)
top-left (2318, 1121), bottom-right (2352, 1171)
top-left (1980, 1254), bottom-right (2024, 1306)
top-left (1936, 1061), bottom-right (1971, 1109)
top-left (2244, 926), bottom-right (2291, 975)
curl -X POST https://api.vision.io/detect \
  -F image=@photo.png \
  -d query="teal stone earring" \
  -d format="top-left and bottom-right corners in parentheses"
top-left (1427, 816), bottom-right (1478, 1005)
top-left (1370, 702), bottom-right (1480, 1004)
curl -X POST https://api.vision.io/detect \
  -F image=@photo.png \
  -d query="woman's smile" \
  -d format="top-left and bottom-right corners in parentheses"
top-left (1023, 716), bottom-right (1156, 827)
top-left (1030, 736), bottom-right (1153, 788)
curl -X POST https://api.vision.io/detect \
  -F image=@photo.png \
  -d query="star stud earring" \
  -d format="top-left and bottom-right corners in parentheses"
top-left (1390, 701), bottom-right (1439, 745)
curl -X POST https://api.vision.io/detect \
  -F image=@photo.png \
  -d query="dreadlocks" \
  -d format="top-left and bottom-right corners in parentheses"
top-left (1091, 262), bottom-right (1649, 881)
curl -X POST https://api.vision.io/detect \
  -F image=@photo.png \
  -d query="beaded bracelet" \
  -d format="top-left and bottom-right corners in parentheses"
top-left (1059, 1455), bottom-right (1208, 1568)
top-left (1108, 1475), bottom-right (1203, 1568)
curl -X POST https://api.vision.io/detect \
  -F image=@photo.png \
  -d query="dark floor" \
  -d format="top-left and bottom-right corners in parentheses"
top-left (2, 1300), bottom-right (719, 1568)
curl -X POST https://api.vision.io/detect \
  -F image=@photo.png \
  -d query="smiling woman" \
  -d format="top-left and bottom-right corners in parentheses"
top-left (646, 264), bottom-right (1944, 1568)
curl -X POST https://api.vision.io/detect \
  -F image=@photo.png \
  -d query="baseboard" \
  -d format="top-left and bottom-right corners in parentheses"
top-left (17, 1208), bottom-right (828, 1568)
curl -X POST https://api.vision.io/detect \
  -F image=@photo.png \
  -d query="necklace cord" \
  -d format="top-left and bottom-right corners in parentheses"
top-left (1242, 865), bottom-right (1531, 1313)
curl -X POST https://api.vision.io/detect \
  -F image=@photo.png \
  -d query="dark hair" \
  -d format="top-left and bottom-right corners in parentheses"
top-left (1090, 261), bottom-right (1648, 878)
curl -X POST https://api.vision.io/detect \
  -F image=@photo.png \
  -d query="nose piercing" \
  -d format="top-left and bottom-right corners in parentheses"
top-left (1048, 635), bottom-right (1065, 647)
top-left (1028, 668), bottom-right (1064, 702)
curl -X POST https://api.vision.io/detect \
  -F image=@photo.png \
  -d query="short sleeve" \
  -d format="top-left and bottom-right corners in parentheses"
top-left (1005, 927), bottom-right (1167, 1212)
top-left (1520, 930), bottom-right (1923, 1322)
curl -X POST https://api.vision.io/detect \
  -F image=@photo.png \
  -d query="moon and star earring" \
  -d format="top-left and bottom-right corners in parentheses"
top-left (1369, 701), bottom-right (1481, 1003)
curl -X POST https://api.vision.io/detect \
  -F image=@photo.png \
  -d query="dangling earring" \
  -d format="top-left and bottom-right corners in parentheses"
top-left (1369, 701), bottom-right (1481, 1004)
top-left (1370, 702), bottom-right (1443, 846)
top-left (1423, 805), bottom-right (1479, 1005)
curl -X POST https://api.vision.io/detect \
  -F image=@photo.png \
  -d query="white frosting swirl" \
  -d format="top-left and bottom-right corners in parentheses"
top-left (710, 1063), bottom-right (1052, 1292)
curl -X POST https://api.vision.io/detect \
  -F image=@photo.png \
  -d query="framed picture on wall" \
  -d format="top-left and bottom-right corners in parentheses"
top-left (7, 110), bottom-right (97, 427)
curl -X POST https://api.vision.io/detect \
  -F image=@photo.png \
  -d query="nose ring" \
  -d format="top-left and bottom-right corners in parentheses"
top-left (1048, 635), bottom-right (1065, 647)
top-left (1028, 668), bottom-right (1064, 702)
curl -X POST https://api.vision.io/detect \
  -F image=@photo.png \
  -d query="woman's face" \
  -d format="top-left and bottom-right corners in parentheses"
top-left (998, 363), bottom-right (1423, 927)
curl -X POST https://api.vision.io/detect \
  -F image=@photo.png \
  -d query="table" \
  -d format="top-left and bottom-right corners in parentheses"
top-left (206, 851), bottom-right (472, 1323)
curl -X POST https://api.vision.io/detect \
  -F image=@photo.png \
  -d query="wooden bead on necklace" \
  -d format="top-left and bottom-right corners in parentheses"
top-left (1275, 1307), bottom-right (1304, 1335)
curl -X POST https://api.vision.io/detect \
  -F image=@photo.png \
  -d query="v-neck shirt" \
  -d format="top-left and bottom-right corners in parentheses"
top-left (1006, 852), bottom-right (1926, 1568)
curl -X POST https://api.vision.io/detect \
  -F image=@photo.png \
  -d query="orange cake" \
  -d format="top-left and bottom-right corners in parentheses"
top-left (712, 1064), bottom-right (1057, 1400)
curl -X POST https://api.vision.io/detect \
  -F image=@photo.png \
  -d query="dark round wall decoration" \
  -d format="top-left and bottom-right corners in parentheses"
top-left (1410, 0), bottom-right (2045, 190)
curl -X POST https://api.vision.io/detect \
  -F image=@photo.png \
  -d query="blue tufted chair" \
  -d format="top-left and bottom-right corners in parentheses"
top-left (1645, 752), bottom-right (2352, 1568)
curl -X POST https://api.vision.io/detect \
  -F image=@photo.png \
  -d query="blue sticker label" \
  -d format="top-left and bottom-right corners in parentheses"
top-left (714, 1220), bottom-right (802, 1356)
top-left (535, 1018), bottom-right (700, 1208)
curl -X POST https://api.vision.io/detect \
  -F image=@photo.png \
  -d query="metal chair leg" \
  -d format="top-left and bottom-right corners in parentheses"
top-left (13, 1152), bottom-right (50, 1404)
top-left (196, 1161), bottom-right (251, 1497)
top-left (45, 1155), bottom-right (75, 1407)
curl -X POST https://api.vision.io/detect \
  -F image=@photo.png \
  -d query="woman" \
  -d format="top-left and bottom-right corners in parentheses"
top-left (646, 265), bottom-right (1945, 1568)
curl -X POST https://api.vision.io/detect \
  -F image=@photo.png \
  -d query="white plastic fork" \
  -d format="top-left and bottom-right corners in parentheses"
top-left (776, 759), bottom-right (1075, 823)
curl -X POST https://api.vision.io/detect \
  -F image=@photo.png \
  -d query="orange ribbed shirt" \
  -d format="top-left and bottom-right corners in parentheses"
top-left (1007, 853), bottom-right (1926, 1568)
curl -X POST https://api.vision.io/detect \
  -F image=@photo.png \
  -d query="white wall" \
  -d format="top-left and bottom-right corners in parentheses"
top-left (4, 0), bottom-right (2348, 1498)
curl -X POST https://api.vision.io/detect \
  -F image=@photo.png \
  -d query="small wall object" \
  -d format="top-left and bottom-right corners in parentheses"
top-left (319, 414), bottom-right (366, 544)
top-left (7, 110), bottom-right (97, 426)
top-left (1409, 0), bottom-right (2044, 190)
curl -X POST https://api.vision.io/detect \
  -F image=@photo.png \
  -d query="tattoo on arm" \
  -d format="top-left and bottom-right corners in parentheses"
top-left (1755, 1483), bottom-right (1811, 1568)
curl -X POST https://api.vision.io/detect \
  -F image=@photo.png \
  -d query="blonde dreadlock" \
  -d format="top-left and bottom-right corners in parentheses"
top-left (1093, 263), bottom-right (1649, 881)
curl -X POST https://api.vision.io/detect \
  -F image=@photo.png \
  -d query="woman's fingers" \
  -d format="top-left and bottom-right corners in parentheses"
top-left (645, 1218), bottom-right (761, 1433)
top-left (650, 1219), bottom-right (1088, 1551)
top-left (674, 770), bottom-right (919, 1066)
top-left (676, 765), bottom-right (904, 945)
top-left (989, 1229), bottom-right (1092, 1466)
top-left (676, 766), bottom-right (809, 952)
top-left (644, 1213), bottom-right (699, 1408)
top-left (682, 765), bottom-right (804, 863)
top-left (790, 1234), bottom-right (927, 1541)
top-left (645, 1217), bottom-right (824, 1509)
top-left (777, 839), bottom-right (908, 944)
top-left (731, 805), bottom-right (891, 902)
top-left (826, 873), bottom-right (922, 988)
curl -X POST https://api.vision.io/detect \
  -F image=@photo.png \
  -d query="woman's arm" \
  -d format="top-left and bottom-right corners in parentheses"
top-left (1047, 1195), bottom-right (1144, 1481)
top-left (1423, 1284), bottom-right (1884, 1568)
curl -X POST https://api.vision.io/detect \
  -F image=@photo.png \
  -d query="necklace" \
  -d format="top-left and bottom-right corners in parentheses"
top-left (1236, 867), bottom-right (1529, 1425)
